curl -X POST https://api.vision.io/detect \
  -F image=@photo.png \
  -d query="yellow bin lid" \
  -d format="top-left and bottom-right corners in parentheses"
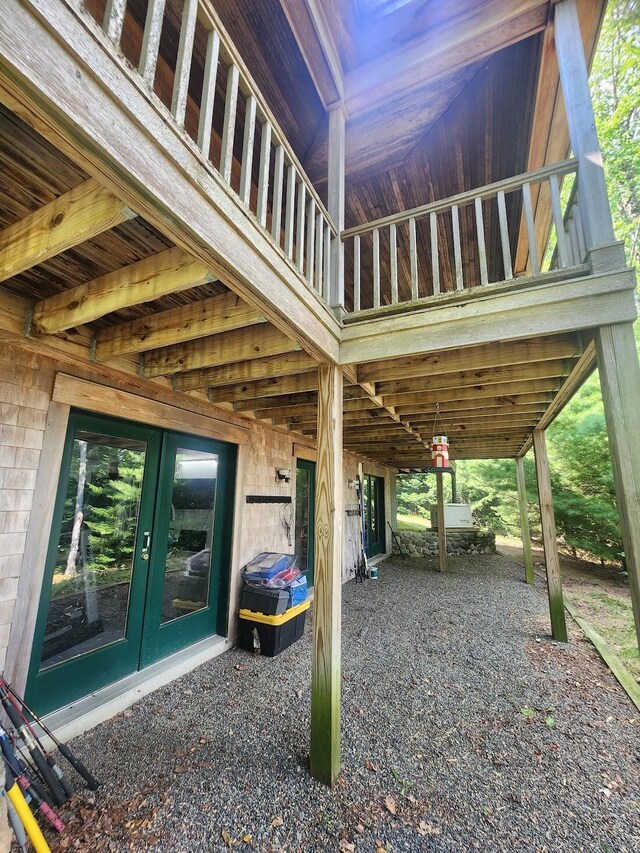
top-left (239, 599), bottom-right (310, 626)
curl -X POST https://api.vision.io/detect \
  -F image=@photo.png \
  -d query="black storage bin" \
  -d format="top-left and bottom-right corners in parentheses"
top-left (240, 584), bottom-right (289, 616)
top-left (238, 601), bottom-right (310, 657)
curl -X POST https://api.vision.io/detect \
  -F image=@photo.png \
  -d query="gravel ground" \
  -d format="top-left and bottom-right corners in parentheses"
top-left (47, 553), bottom-right (639, 852)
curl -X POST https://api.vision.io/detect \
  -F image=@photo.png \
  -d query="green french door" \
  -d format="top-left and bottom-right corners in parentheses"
top-left (364, 474), bottom-right (385, 559)
top-left (294, 459), bottom-right (315, 588)
top-left (27, 412), bottom-right (236, 714)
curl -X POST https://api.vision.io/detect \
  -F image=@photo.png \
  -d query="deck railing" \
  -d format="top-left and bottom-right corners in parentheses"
top-left (341, 159), bottom-right (584, 314)
top-left (88, 0), bottom-right (335, 301)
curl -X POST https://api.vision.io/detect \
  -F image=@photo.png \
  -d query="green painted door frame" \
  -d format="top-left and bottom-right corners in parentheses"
top-left (295, 459), bottom-right (315, 588)
top-left (26, 411), bottom-right (236, 715)
top-left (365, 474), bottom-right (386, 559)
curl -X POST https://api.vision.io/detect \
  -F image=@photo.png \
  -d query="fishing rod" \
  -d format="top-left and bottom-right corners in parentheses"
top-left (0, 686), bottom-right (73, 800)
top-left (2, 694), bottom-right (68, 806)
top-left (4, 760), bottom-right (52, 853)
top-left (0, 677), bottom-right (100, 791)
top-left (4, 792), bottom-right (28, 853)
top-left (0, 727), bottom-right (65, 833)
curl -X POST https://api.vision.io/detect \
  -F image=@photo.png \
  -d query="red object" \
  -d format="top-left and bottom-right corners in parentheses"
top-left (431, 434), bottom-right (450, 468)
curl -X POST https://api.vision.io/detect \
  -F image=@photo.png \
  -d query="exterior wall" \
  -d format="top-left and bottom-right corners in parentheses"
top-left (392, 529), bottom-right (496, 558)
top-left (0, 341), bottom-right (394, 691)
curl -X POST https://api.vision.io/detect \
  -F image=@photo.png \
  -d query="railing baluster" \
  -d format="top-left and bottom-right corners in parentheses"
top-left (390, 223), bottom-right (398, 304)
top-left (521, 181), bottom-right (539, 274)
top-left (296, 181), bottom-right (306, 273)
top-left (315, 213), bottom-right (324, 295)
top-left (573, 197), bottom-right (586, 263)
top-left (430, 211), bottom-right (440, 295)
top-left (171, 0), bottom-right (198, 126)
top-left (256, 122), bottom-right (272, 227)
top-left (567, 215), bottom-right (578, 265)
top-left (220, 64), bottom-right (240, 183)
top-left (306, 199), bottom-right (316, 285)
top-left (373, 228), bottom-right (381, 308)
top-left (353, 235), bottom-right (361, 312)
top-left (197, 29), bottom-right (220, 156)
top-left (239, 95), bottom-right (257, 205)
top-left (475, 197), bottom-right (489, 285)
top-left (409, 217), bottom-right (418, 300)
top-left (271, 145), bottom-right (285, 243)
top-left (284, 164), bottom-right (295, 259)
top-left (497, 190), bottom-right (513, 280)
top-left (139, 0), bottom-right (166, 86)
top-left (103, 0), bottom-right (127, 45)
top-left (324, 225), bottom-right (331, 300)
top-left (549, 174), bottom-right (569, 268)
top-left (451, 204), bottom-right (463, 290)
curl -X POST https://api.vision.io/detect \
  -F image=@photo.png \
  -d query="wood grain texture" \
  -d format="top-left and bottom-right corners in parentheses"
top-left (0, 178), bottom-right (133, 282)
top-left (94, 291), bottom-right (264, 360)
top-left (436, 472), bottom-right (447, 573)
top-left (533, 429), bottom-right (568, 642)
top-left (515, 456), bottom-right (535, 584)
top-left (595, 323), bottom-right (640, 650)
top-left (310, 363), bottom-right (343, 785)
top-left (175, 351), bottom-right (318, 391)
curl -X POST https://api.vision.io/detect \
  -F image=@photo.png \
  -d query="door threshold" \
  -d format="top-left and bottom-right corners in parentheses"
top-left (43, 634), bottom-right (231, 744)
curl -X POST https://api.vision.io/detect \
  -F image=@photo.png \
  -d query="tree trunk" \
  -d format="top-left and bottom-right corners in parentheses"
top-left (65, 440), bottom-right (88, 577)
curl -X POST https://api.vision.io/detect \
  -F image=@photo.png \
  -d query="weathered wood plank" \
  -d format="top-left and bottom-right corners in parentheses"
top-left (94, 292), bottom-right (264, 360)
top-left (324, 225), bottom-right (331, 302)
top-left (436, 472), bottom-right (447, 572)
top-left (0, 179), bottom-right (134, 282)
top-left (549, 174), bottom-right (570, 268)
top-left (138, 0), bottom-right (166, 87)
top-left (142, 324), bottom-right (298, 377)
top-left (315, 212), bottom-right (324, 295)
top-left (220, 64), bottom-right (239, 183)
top-left (296, 182), bottom-right (307, 273)
top-left (103, 0), bottom-right (127, 44)
top-left (306, 199), bottom-right (316, 286)
top-left (595, 323), bottom-right (640, 650)
top-left (256, 121), bottom-right (272, 227)
top-left (533, 429), bottom-right (568, 642)
top-left (353, 234), bottom-right (361, 312)
top-left (394, 378), bottom-right (559, 411)
top-left (208, 371), bottom-right (319, 404)
top-left (197, 28), bottom-right (221, 155)
top-left (451, 204), bottom-right (463, 291)
top-left (327, 105), bottom-right (345, 309)
top-left (497, 190), bottom-right (513, 280)
top-left (409, 217), bottom-right (419, 300)
top-left (390, 223), bottom-right (398, 304)
top-left (239, 95), bottom-right (257, 205)
top-left (430, 210), bottom-right (440, 295)
top-left (284, 164), bottom-right (296, 259)
top-left (310, 363), bottom-right (343, 786)
top-left (515, 456), bottom-right (535, 584)
top-left (475, 197), bottom-right (489, 285)
top-left (521, 182), bottom-right (540, 274)
top-left (31, 248), bottom-right (213, 334)
top-left (175, 350), bottom-right (318, 391)
top-left (271, 145), bottom-right (285, 243)
top-left (373, 228), bottom-right (380, 308)
top-left (171, 0), bottom-right (198, 127)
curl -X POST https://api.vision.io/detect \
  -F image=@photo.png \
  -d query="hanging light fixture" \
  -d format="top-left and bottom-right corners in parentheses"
top-left (431, 403), bottom-right (450, 468)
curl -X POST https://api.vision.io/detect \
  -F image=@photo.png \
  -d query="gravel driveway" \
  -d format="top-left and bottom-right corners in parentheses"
top-left (49, 553), bottom-right (639, 852)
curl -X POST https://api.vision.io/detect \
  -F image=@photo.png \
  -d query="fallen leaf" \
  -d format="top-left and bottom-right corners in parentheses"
top-left (417, 820), bottom-right (440, 836)
top-left (355, 824), bottom-right (365, 834)
top-left (384, 795), bottom-right (397, 815)
top-left (338, 842), bottom-right (354, 852)
top-left (122, 709), bottom-right (134, 718)
top-left (242, 833), bottom-right (252, 843)
top-left (221, 828), bottom-right (235, 846)
top-left (271, 816), bottom-right (284, 828)
top-left (364, 760), bottom-right (378, 772)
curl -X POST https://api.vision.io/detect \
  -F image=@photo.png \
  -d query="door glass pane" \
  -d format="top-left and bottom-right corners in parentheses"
top-left (39, 432), bottom-right (146, 670)
top-left (161, 448), bottom-right (218, 623)
top-left (295, 467), bottom-right (311, 572)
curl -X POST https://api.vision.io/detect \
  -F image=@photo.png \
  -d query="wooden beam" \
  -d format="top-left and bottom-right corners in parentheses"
top-left (310, 363), bottom-right (343, 785)
top-left (406, 398), bottom-right (550, 418)
top-left (235, 391), bottom-right (317, 413)
top-left (380, 360), bottom-right (570, 404)
top-left (595, 323), bottom-right (640, 650)
top-left (208, 372), bottom-right (319, 403)
top-left (94, 292), bottom-right (264, 360)
top-left (327, 104), bottom-right (345, 310)
top-left (436, 472), bottom-right (447, 573)
top-left (142, 325), bottom-right (298, 377)
top-left (31, 248), bottom-right (213, 334)
top-left (0, 178), bottom-right (134, 282)
top-left (394, 379), bottom-right (559, 413)
top-left (343, 0), bottom-right (547, 117)
top-left (533, 429), bottom-right (568, 642)
top-left (515, 456), bottom-right (535, 584)
top-left (174, 351), bottom-right (318, 391)
top-left (358, 335), bottom-right (582, 385)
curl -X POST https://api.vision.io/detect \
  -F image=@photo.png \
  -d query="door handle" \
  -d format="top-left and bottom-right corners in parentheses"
top-left (141, 531), bottom-right (151, 561)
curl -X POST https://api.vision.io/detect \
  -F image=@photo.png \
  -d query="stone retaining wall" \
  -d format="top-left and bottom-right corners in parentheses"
top-left (392, 529), bottom-right (496, 557)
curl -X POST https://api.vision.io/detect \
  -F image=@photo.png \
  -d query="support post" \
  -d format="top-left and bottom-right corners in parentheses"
top-left (327, 104), bottom-right (346, 317)
top-left (554, 0), bottom-right (615, 251)
top-left (310, 363), bottom-right (343, 785)
top-left (515, 456), bottom-right (535, 584)
top-left (436, 472), bottom-right (447, 573)
top-left (533, 430), bottom-right (568, 642)
top-left (595, 323), bottom-right (640, 651)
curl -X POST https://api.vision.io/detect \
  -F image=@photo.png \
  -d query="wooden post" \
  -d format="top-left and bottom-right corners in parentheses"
top-left (436, 472), bottom-right (447, 572)
top-left (554, 0), bottom-right (615, 250)
top-left (310, 363), bottom-right (343, 786)
top-left (595, 323), bottom-right (640, 650)
top-left (533, 430), bottom-right (568, 642)
top-left (327, 105), bottom-right (346, 315)
top-left (515, 456), bottom-right (535, 584)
